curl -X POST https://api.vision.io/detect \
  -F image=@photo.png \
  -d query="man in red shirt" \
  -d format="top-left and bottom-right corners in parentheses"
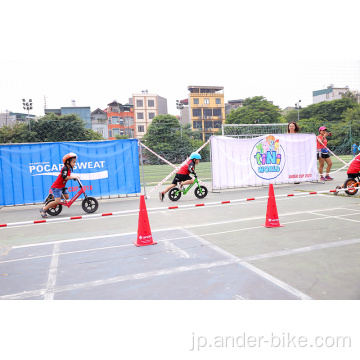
top-left (159, 152), bottom-right (201, 201)
top-left (40, 153), bottom-right (80, 217)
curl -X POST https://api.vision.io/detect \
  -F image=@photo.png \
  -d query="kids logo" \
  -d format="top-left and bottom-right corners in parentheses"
top-left (250, 135), bottom-right (286, 180)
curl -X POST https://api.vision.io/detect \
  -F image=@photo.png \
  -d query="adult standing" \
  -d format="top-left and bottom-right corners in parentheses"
top-left (317, 126), bottom-right (333, 181)
top-left (287, 121), bottom-right (300, 134)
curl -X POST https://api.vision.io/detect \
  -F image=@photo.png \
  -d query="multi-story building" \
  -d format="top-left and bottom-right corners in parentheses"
top-left (129, 91), bottom-right (168, 139)
top-left (188, 85), bottom-right (225, 141)
top-left (106, 101), bottom-right (134, 140)
top-left (313, 85), bottom-right (351, 104)
top-left (225, 99), bottom-right (245, 116)
top-left (0, 111), bottom-right (36, 128)
top-left (44, 106), bottom-right (91, 129)
top-left (91, 108), bottom-right (108, 139)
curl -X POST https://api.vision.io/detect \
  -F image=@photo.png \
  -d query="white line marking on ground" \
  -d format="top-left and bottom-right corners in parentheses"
top-left (243, 238), bottom-right (360, 261)
top-left (163, 240), bottom-right (190, 258)
top-left (44, 243), bottom-right (60, 300)
top-left (0, 259), bottom-right (239, 300)
top-left (181, 229), bottom-right (312, 300)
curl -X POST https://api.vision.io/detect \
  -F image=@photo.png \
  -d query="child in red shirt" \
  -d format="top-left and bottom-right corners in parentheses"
top-left (159, 152), bottom-right (201, 201)
top-left (40, 153), bottom-right (80, 218)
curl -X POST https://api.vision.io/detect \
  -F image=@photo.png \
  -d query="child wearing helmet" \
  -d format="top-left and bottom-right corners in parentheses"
top-left (40, 153), bottom-right (80, 218)
top-left (317, 126), bottom-right (333, 181)
top-left (159, 152), bottom-right (201, 201)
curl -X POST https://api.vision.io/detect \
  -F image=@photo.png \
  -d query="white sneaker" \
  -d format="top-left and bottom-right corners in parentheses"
top-left (177, 182), bottom-right (183, 190)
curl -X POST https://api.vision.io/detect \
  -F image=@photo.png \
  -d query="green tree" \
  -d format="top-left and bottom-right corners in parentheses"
top-left (115, 134), bottom-right (130, 140)
top-left (142, 114), bottom-right (209, 164)
top-left (226, 96), bottom-right (282, 124)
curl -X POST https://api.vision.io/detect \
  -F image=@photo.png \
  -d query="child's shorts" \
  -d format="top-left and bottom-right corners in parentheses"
top-left (347, 173), bottom-right (360, 179)
top-left (172, 173), bottom-right (192, 185)
top-left (51, 187), bottom-right (69, 198)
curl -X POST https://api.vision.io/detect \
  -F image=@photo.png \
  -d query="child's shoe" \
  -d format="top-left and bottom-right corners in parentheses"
top-left (39, 208), bottom-right (48, 218)
top-left (159, 191), bottom-right (164, 201)
top-left (325, 175), bottom-right (334, 180)
top-left (177, 182), bottom-right (183, 190)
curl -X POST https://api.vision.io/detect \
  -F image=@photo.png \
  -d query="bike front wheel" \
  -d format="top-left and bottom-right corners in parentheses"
top-left (344, 178), bottom-right (358, 195)
top-left (168, 188), bottom-right (182, 201)
top-left (45, 199), bottom-right (63, 216)
top-left (194, 186), bottom-right (208, 199)
top-left (82, 197), bottom-right (99, 213)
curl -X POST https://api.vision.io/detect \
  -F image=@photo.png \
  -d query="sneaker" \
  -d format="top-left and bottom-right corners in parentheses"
top-left (177, 182), bottom-right (183, 190)
top-left (159, 191), bottom-right (164, 201)
top-left (39, 208), bottom-right (48, 218)
top-left (44, 193), bottom-right (53, 203)
top-left (325, 175), bottom-right (334, 180)
top-left (320, 176), bottom-right (327, 181)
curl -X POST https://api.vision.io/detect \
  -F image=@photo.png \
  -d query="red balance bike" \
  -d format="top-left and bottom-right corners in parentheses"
top-left (44, 179), bottom-right (99, 216)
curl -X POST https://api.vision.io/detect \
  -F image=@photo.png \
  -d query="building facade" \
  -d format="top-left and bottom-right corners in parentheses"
top-left (313, 85), bottom-right (350, 104)
top-left (106, 101), bottom-right (134, 140)
top-left (188, 85), bottom-right (225, 141)
top-left (0, 111), bottom-right (36, 128)
top-left (44, 106), bottom-right (91, 129)
top-left (129, 92), bottom-right (168, 139)
top-left (91, 108), bottom-right (108, 139)
top-left (225, 99), bottom-right (245, 116)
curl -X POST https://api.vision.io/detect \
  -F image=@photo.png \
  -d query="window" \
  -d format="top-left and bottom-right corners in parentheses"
top-left (149, 112), bottom-right (155, 119)
top-left (136, 100), bottom-right (143, 107)
top-left (193, 109), bottom-right (202, 117)
top-left (193, 98), bottom-right (199, 104)
top-left (204, 98), bottom-right (209, 104)
top-left (96, 129), bottom-right (104, 135)
top-left (148, 100), bottom-right (155, 107)
top-left (213, 108), bottom-right (221, 117)
top-left (112, 116), bottom-right (119, 124)
top-left (138, 125), bottom-right (145, 132)
top-left (193, 121), bottom-right (202, 130)
top-left (137, 112), bottom-right (144, 119)
top-left (108, 117), bottom-right (111, 124)
top-left (108, 130), bottom-right (112, 137)
top-left (204, 109), bottom-right (212, 117)
top-left (120, 118), bottom-right (123, 125)
top-left (215, 98), bottom-right (221, 104)
top-left (112, 128), bottom-right (120, 136)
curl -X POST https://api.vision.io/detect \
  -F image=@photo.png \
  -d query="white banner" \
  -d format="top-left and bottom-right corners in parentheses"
top-left (211, 134), bottom-right (318, 188)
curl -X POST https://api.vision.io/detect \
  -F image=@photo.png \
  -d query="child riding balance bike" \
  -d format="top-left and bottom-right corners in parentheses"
top-left (40, 152), bottom-right (98, 217)
top-left (159, 152), bottom-right (208, 201)
top-left (335, 152), bottom-right (360, 196)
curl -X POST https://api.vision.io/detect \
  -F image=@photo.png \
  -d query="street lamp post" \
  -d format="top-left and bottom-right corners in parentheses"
top-left (22, 98), bottom-right (33, 131)
top-left (176, 100), bottom-right (183, 139)
top-left (295, 100), bottom-right (301, 121)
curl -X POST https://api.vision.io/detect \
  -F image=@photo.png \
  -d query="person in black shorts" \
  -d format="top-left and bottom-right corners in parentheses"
top-left (159, 152), bottom-right (201, 201)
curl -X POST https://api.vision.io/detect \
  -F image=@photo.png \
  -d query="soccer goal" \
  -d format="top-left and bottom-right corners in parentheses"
top-left (222, 123), bottom-right (289, 138)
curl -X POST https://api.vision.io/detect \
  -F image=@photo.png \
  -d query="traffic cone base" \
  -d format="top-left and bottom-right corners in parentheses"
top-left (134, 195), bottom-right (157, 246)
top-left (262, 184), bottom-right (284, 228)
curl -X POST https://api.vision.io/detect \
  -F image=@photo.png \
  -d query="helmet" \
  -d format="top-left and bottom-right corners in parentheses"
top-left (190, 152), bottom-right (201, 160)
top-left (319, 126), bottom-right (327, 131)
top-left (63, 152), bottom-right (77, 165)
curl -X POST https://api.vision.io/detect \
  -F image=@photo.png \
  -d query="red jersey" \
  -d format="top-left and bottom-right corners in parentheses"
top-left (316, 135), bottom-right (327, 150)
top-left (51, 166), bottom-right (71, 189)
top-left (347, 154), bottom-right (360, 174)
top-left (177, 159), bottom-right (195, 175)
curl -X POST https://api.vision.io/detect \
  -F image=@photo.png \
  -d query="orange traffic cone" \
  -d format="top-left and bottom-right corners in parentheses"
top-left (134, 195), bottom-right (157, 246)
top-left (262, 184), bottom-right (284, 228)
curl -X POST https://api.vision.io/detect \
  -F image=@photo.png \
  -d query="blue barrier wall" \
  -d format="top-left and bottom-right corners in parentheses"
top-left (0, 139), bottom-right (140, 206)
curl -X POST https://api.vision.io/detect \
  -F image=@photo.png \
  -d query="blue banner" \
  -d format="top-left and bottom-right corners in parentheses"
top-left (0, 139), bottom-right (140, 206)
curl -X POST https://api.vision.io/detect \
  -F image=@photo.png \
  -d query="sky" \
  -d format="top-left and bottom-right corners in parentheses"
top-left (1, 1), bottom-right (359, 118)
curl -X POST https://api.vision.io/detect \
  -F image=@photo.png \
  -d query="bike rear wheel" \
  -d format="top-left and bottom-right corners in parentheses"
top-left (82, 197), bottom-right (99, 213)
top-left (194, 185), bottom-right (208, 199)
top-left (168, 188), bottom-right (182, 201)
top-left (45, 199), bottom-right (63, 216)
top-left (344, 178), bottom-right (358, 195)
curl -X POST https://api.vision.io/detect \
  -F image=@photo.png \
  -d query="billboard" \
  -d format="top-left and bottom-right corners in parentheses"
top-left (0, 139), bottom-right (140, 206)
top-left (211, 134), bottom-right (318, 188)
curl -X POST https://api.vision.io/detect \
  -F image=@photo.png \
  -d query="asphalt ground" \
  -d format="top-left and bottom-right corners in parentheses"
top-left (1, 170), bottom-right (360, 300)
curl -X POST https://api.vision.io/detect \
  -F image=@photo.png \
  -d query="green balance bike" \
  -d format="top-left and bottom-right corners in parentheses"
top-left (168, 173), bottom-right (208, 201)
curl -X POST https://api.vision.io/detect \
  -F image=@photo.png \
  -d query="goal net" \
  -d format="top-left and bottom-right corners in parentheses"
top-left (222, 123), bottom-right (289, 138)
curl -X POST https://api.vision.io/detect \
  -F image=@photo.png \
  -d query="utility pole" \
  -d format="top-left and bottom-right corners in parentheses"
top-left (176, 100), bottom-right (184, 139)
top-left (22, 98), bottom-right (33, 131)
top-left (295, 100), bottom-right (301, 121)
